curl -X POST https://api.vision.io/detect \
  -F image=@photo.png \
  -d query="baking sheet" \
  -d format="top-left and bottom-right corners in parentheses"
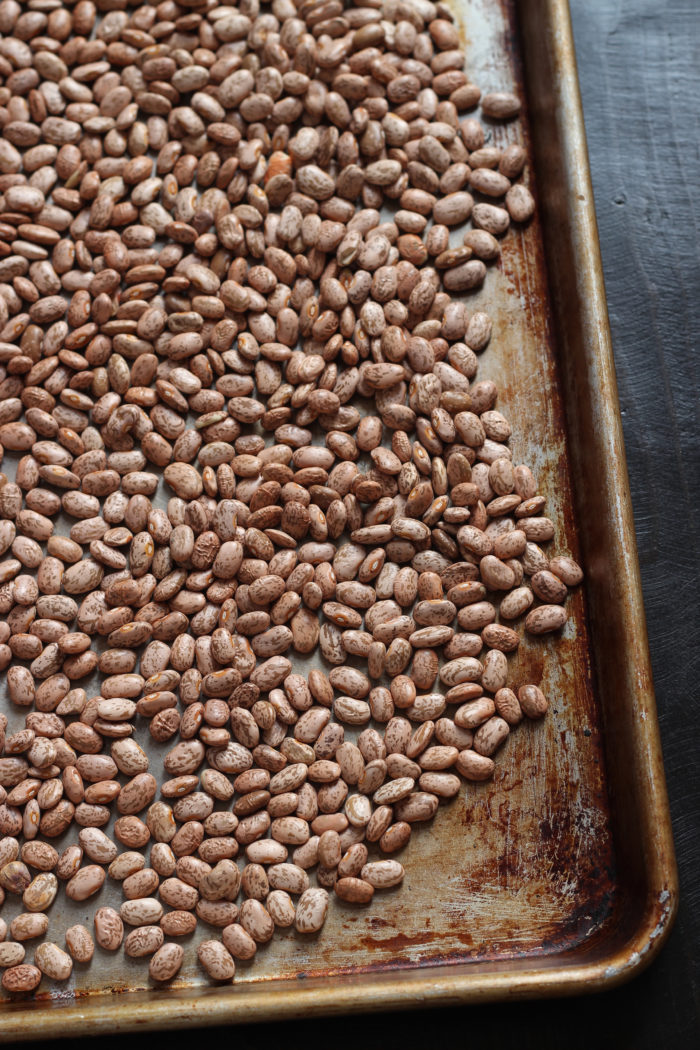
top-left (0, 0), bottom-right (677, 1036)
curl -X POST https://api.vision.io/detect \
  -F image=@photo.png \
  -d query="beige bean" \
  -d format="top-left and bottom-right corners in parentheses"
top-left (120, 897), bottom-right (163, 927)
top-left (373, 777), bottom-right (415, 806)
top-left (23, 872), bottom-right (57, 912)
top-left (335, 877), bottom-right (374, 904)
top-left (65, 865), bottom-right (105, 901)
top-left (2, 964), bottom-right (42, 993)
top-left (159, 877), bottom-right (199, 911)
top-left (221, 923), bottom-right (256, 960)
top-left (160, 912), bottom-right (197, 938)
top-left (295, 888), bottom-right (329, 933)
top-left (548, 555), bottom-right (584, 586)
top-left (34, 942), bottom-right (73, 981)
top-left (267, 863), bottom-right (309, 895)
top-left (94, 907), bottom-right (124, 951)
top-left (379, 822), bottom-right (412, 853)
top-left (266, 890), bottom-right (296, 928)
top-left (65, 924), bottom-right (94, 963)
top-left (149, 942), bottom-right (184, 982)
top-left (123, 868), bottom-right (160, 900)
top-left (79, 828), bottom-right (118, 866)
top-left (239, 898), bottom-right (274, 943)
top-left (124, 925), bottom-right (164, 959)
top-left (531, 570), bottom-right (568, 604)
top-left (10, 912), bottom-right (49, 941)
top-left (525, 605), bottom-right (568, 634)
top-left (197, 939), bottom-right (235, 981)
top-left (499, 586), bottom-right (534, 619)
top-left (393, 793), bottom-right (440, 823)
top-left (518, 684), bottom-right (549, 718)
top-left (0, 942), bottom-right (26, 967)
top-left (506, 184), bottom-right (535, 222)
top-left (360, 861), bottom-right (405, 889)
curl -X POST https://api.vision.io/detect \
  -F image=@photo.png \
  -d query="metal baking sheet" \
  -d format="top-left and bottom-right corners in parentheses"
top-left (0, 0), bottom-right (678, 1038)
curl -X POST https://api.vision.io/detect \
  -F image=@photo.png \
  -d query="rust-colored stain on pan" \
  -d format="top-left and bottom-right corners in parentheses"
top-left (0, 0), bottom-right (677, 1039)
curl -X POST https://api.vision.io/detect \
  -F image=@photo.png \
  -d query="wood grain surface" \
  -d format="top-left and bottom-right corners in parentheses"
top-left (4, 1), bottom-right (697, 1046)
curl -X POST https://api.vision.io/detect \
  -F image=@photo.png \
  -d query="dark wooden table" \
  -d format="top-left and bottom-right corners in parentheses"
top-left (7, 1), bottom-right (698, 1046)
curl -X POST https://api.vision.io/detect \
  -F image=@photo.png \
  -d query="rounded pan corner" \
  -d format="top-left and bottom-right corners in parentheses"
top-left (583, 880), bottom-right (680, 995)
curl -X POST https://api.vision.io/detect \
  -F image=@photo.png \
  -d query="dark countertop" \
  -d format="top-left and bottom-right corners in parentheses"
top-left (6, 1), bottom-right (698, 1046)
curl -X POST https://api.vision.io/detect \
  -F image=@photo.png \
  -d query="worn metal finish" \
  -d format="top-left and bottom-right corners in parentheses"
top-left (0, 0), bottom-right (677, 1039)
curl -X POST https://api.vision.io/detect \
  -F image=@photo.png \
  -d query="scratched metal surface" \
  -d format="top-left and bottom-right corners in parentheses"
top-left (0, 0), bottom-right (618, 1020)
